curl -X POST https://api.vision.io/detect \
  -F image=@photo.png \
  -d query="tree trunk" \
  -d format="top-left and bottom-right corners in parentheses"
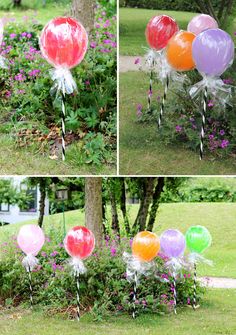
top-left (38, 180), bottom-right (46, 228)
top-left (109, 182), bottom-right (120, 237)
top-left (132, 178), bottom-right (155, 233)
top-left (13, 0), bottom-right (21, 6)
top-left (119, 177), bottom-right (130, 235)
top-left (146, 178), bottom-right (165, 232)
top-left (70, 0), bottom-right (96, 33)
top-left (85, 178), bottom-right (103, 247)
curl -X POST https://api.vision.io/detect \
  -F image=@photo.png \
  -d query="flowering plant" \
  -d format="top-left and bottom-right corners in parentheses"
top-left (0, 230), bottom-right (204, 319)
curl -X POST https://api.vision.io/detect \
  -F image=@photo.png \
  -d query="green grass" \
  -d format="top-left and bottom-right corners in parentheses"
top-left (1, 289), bottom-right (236, 335)
top-left (119, 8), bottom-right (236, 56)
top-left (119, 8), bottom-right (197, 56)
top-left (119, 72), bottom-right (236, 175)
top-left (0, 135), bottom-right (116, 175)
top-left (1, 202), bottom-right (236, 278)
top-left (0, 3), bottom-right (69, 25)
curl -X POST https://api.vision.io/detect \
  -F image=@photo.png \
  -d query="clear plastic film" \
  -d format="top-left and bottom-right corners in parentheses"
top-left (189, 74), bottom-right (233, 107)
top-left (0, 20), bottom-right (7, 69)
top-left (69, 257), bottom-right (87, 276)
top-left (164, 256), bottom-right (188, 278)
top-left (22, 254), bottom-right (39, 272)
top-left (187, 252), bottom-right (213, 269)
top-left (123, 252), bottom-right (154, 285)
top-left (143, 48), bottom-right (188, 87)
top-left (50, 68), bottom-right (77, 96)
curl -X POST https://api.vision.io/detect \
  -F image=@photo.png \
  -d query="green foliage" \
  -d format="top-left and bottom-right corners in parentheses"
top-left (0, 233), bottom-right (204, 319)
top-left (0, 179), bottom-right (31, 212)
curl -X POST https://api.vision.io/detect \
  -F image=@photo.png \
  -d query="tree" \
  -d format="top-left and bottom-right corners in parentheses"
top-left (13, 0), bottom-right (21, 6)
top-left (194, 0), bottom-right (236, 27)
top-left (70, 0), bottom-right (96, 33)
top-left (85, 178), bottom-right (103, 247)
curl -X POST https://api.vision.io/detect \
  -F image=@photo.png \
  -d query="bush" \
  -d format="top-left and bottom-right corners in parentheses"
top-left (0, 4), bottom-right (117, 167)
top-left (0, 232), bottom-right (204, 319)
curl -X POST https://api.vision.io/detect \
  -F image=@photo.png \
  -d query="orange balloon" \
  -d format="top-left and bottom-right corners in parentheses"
top-left (132, 231), bottom-right (160, 262)
top-left (166, 31), bottom-right (196, 71)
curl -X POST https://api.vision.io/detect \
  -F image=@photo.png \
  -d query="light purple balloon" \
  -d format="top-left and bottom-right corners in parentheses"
top-left (188, 14), bottom-right (218, 35)
top-left (192, 28), bottom-right (234, 76)
top-left (160, 229), bottom-right (186, 258)
top-left (17, 224), bottom-right (45, 256)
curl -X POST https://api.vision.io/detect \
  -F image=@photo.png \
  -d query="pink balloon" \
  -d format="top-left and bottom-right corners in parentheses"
top-left (17, 224), bottom-right (45, 256)
top-left (188, 14), bottom-right (218, 35)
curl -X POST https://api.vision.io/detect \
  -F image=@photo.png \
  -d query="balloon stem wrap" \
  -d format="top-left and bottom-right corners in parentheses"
top-left (193, 262), bottom-right (197, 310)
top-left (200, 86), bottom-right (208, 160)
top-left (61, 93), bottom-right (66, 161)
top-left (158, 75), bottom-right (169, 129)
top-left (173, 275), bottom-right (177, 315)
top-left (75, 274), bottom-right (80, 321)
top-left (132, 270), bottom-right (138, 319)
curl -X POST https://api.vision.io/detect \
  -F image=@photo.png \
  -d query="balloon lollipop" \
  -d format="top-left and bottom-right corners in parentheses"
top-left (156, 30), bottom-right (195, 129)
top-left (190, 28), bottom-right (234, 160)
top-left (160, 229), bottom-right (186, 314)
top-left (64, 226), bottom-right (95, 321)
top-left (185, 226), bottom-right (212, 310)
top-left (188, 14), bottom-right (218, 35)
top-left (17, 224), bottom-right (45, 307)
top-left (123, 231), bottom-right (160, 319)
top-left (40, 17), bottom-right (88, 161)
top-left (145, 15), bottom-right (179, 114)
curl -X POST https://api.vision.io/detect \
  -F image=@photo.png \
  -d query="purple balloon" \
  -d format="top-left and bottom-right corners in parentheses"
top-left (192, 28), bottom-right (234, 76)
top-left (188, 14), bottom-right (218, 35)
top-left (160, 229), bottom-right (186, 258)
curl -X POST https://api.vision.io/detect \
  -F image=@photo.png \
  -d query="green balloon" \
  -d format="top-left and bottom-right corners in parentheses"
top-left (185, 225), bottom-right (212, 254)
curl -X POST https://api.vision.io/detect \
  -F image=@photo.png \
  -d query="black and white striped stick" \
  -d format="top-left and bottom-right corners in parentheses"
top-left (61, 93), bottom-right (66, 161)
top-left (75, 274), bottom-right (80, 321)
top-left (27, 267), bottom-right (33, 308)
top-left (157, 75), bottom-right (169, 129)
top-left (132, 271), bottom-right (138, 319)
top-left (193, 262), bottom-right (197, 310)
top-left (173, 275), bottom-right (177, 314)
top-left (148, 72), bottom-right (153, 112)
top-left (200, 86), bottom-right (208, 160)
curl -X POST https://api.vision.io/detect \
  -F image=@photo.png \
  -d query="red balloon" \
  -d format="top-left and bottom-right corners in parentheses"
top-left (40, 17), bottom-right (88, 69)
top-left (146, 15), bottom-right (179, 50)
top-left (64, 226), bottom-right (95, 259)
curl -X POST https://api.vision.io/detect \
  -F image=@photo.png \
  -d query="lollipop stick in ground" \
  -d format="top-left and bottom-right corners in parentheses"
top-left (75, 274), bottom-right (80, 321)
top-left (132, 271), bottom-right (138, 319)
top-left (147, 63), bottom-right (154, 112)
top-left (193, 262), bottom-right (197, 310)
top-left (173, 275), bottom-right (177, 314)
top-left (28, 267), bottom-right (33, 308)
top-left (61, 93), bottom-right (66, 161)
top-left (157, 75), bottom-right (169, 129)
top-left (200, 86), bottom-right (207, 160)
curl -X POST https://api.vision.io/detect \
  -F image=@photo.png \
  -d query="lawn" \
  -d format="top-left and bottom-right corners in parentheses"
top-left (1, 289), bottom-right (236, 335)
top-left (1, 202), bottom-right (236, 278)
top-left (0, 135), bottom-right (116, 175)
top-left (119, 8), bottom-right (236, 56)
top-left (119, 72), bottom-right (236, 175)
top-left (0, 2), bottom-right (69, 25)
top-left (119, 8), bottom-right (197, 55)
